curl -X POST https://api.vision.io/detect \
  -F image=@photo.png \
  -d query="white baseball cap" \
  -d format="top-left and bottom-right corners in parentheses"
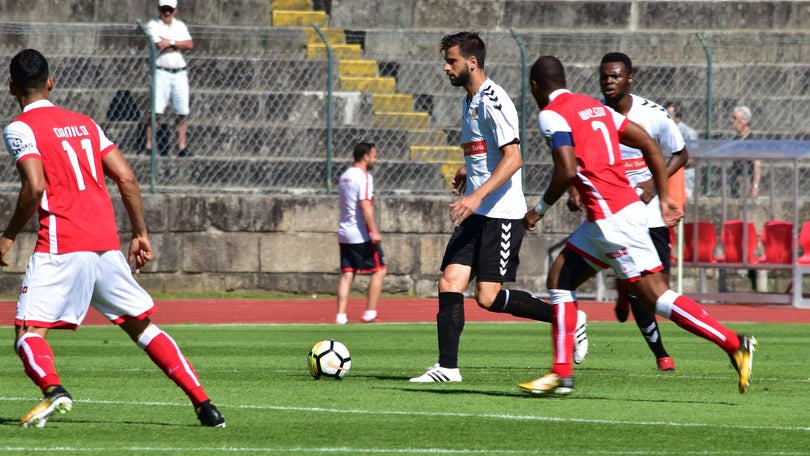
top-left (158, 0), bottom-right (177, 8)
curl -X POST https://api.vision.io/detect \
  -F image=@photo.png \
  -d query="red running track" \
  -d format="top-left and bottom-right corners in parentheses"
top-left (1, 298), bottom-right (808, 326)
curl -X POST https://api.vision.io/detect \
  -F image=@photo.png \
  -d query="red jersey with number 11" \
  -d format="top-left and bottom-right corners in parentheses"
top-left (538, 90), bottom-right (639, 222)
top-left (3, 100), bottom-right (120, 254)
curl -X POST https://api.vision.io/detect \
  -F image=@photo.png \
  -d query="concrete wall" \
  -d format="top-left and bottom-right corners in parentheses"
top-left (2, 0), bottom-right (810, 30)
top-left (0, 192), bottom-right (575, 297)
top-left (331, 0), bottom-right (810, 31)
top-left (1, 191), bottom-right (803, 297)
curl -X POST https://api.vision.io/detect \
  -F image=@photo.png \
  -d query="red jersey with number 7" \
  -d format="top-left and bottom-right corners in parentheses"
top-left (538, 89), bottom-right (639, 222)
top-left (3, 100), bottom-right (120, 254)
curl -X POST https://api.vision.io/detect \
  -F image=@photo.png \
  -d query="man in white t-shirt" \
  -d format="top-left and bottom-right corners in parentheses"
top-left (145, 0), bottom-right (193, 157)
top-left (596, 52), bottom-right (689, 371)
top-left (336, 142), bottom-right (386, 324)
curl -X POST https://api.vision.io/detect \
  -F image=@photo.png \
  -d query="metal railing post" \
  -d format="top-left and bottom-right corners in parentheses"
top-left (696, 33), bottom-right (714, 198)
top-left (510, 28), bottom-right (528, 172)
top-left (137, 20), bottom-right (157, 193)
top-left (314, 25), bottom-right (335, 194)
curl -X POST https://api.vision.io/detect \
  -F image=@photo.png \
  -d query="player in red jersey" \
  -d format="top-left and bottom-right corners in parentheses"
top-left (517, 56), bottom-right (756, 396)
top-left (1, 49), bottom-right (224, 427)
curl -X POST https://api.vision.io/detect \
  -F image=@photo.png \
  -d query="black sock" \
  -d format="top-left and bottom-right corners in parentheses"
top-left (437, 292), bottom-right (465, 368)
top-left (630, 296), bottom-right (670, 359)
top-left (488, 289), bottom-right (553, 323)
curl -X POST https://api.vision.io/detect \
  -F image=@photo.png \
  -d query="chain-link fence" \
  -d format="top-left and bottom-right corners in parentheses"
top-left (1, 23), bottom-right (809, 198)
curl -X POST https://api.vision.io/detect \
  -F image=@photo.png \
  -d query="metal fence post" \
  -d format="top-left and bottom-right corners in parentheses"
top-left (137, 20), bottom-right (157, 193)
top-left (510, 28), bottom-right (528, 169)
top-left (695, 33), bottom-right (713, 140)
top-left (314, 25), bottom-right (335, 194)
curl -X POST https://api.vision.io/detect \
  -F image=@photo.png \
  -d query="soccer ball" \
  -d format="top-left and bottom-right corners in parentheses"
top-left (308, 339), bottom-right (351, 380)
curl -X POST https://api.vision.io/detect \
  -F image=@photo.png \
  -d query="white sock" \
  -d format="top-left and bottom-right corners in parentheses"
top-left (362, 310), bottom-right (377, 321)
top-left (336, 313), bottom-right (348, 324)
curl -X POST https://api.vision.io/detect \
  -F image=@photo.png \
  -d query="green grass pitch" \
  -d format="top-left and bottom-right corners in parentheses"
top-left (1, 321), bottom-right (808, 455)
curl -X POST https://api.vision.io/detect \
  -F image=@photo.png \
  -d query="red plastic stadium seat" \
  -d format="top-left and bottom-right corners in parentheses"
top-left (681, 221), bottom-right (717, 263)
top-left (718, 220), bottom-right (758, 264)
top-left (799, 222), bottom-right (810, 265)
top-left (758, 220), bottom-right (794, 264)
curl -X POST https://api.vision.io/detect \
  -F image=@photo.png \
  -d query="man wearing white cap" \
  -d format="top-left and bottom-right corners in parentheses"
top-left (145, 0), bottom-right (194, 157)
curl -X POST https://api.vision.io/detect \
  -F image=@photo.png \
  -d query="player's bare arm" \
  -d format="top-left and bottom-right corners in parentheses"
top-left (524, 144), bottom-right (577, 231)
top-left (634, 146), bottom-right (689, 203)
top-left (619, 122), bottom-right (683, 226)
top-left (102, 148), bottom-right (152, 272)
top-left (451, 165), bottom-right (466, 195)
top-left (566, 185), bottom-right (583, 212)
top-left (449, 141), bottom-right (522, 226)
top-left (359, 199), bottom-right (382, 244)
top-left (0, 158), bottom-right (45, 266)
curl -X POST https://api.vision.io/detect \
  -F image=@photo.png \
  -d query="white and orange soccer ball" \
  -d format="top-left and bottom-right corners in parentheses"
top-left (308, 339), bottom-right (352, 380)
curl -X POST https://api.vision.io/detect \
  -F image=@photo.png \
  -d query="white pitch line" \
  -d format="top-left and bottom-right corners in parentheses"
top-left (3, 447), bottom-right (810, 456)
top-left (1, 448), bottom-right (809, 455)
top-left (1, 397), bottom-right (808, 433)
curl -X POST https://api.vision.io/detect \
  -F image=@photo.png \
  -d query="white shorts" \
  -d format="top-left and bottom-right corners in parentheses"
top-left (15, 251), bottom-right (155, 329)
top-left (566, 201), bottom-right (663, 281)
top-left (154, 68), bottom-right (190, 116)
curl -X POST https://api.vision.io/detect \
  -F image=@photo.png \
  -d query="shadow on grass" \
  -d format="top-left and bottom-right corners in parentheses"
top-left (364, 385), bottom-right (739, 406)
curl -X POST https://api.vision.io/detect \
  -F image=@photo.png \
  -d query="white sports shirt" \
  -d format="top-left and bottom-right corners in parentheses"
top-left (146, 17), bottom-right (192, 70)
top-left (606, 94), bottom-right (685, 228)
top-left (461, 78), bottom-right (526, 219)
top-left (337, 166), bottom-right (373, 244)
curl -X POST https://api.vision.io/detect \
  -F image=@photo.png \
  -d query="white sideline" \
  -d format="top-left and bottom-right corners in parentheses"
top-left (2, 396), bottom-right (808, 433)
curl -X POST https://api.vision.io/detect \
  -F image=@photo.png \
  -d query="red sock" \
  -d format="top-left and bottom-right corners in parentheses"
top-left (137, 325), bottom-right (209, 406)
top-left (549, 291), bottom-right (577, 378)
top-left (16, 333), bottom-right (61, 392)
top-left (658, 290), bottom-right (740, 353)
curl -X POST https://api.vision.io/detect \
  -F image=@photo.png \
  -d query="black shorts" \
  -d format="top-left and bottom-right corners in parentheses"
top-left (340, 242), bottom-right (386, 274)
top-left (441, 214), bottom-right (526, 283)
top-left (649, 226), bottom-right (671, 275)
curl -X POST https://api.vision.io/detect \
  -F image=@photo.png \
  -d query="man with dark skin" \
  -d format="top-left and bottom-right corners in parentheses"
top-left (516, 55), bottom-right (755, 396)
top-left (596, 52), bottom-right (689, 371)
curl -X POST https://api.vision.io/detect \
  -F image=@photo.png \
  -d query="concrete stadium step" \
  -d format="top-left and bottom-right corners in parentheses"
top-left (271, 0), bottom-right (313, 10)
top-left (338, 60), bottom-right (379, 77)
top-left (340, 76), bottom-right (396, 93)
top-left (125, 156), bottom-right (447, 192)
top-left (102, 121), bottom-right (455, 160)
top-left (307, 43), bottom-right (363, 60)
top-left (440, 161), bottom-right (465, 189)
top-left (373, 94), bottom-right (415, 113)
top-left (375, 112), bottom-right (430, 129)
top-left (271, 10), bottom-right (327, 27)
top-left (306, 27), bottom-right (346, 45)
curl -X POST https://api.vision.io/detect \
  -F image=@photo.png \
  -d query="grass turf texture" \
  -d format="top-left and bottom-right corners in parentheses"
top-left (1, 321), bottom-right (807, 455)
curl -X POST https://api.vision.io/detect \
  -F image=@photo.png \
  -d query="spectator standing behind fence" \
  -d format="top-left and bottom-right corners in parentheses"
top-left (1, 49), bottom-right (224, 427)
top-left (666, 103), bottom-right (698, 141)
top-left (729, 106), bottom-right (760, 199)
top-left (145, 0), bottom-right (193, 157)
top-left (336, 142), bottom-right (386, 324)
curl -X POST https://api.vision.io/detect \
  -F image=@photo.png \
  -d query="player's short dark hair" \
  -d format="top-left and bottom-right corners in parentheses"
top-left (530, 55), bottom-right (566, 91)
top-left (353, 142), bottom-right (376, 163)
top-left (600, 52), bottom-right (634, 74)
top-left (9, 49), bottom-right (49, 95)
top-left (440, 31), bottom-right (486, 69)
